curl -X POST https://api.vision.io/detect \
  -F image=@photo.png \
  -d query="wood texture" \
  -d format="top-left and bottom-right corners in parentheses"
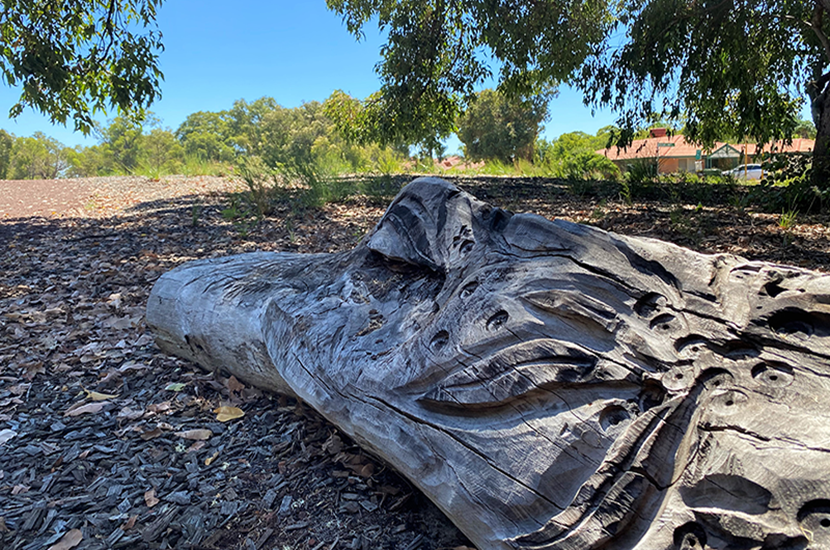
top-left (147, 177), bottom-right (830, 550)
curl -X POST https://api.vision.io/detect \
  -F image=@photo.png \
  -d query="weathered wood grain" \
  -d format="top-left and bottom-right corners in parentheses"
top-left (147, 177), bottom-right (830, 550)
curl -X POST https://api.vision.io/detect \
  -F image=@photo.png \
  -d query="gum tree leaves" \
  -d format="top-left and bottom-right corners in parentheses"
top-left (0, 0), bottom-right (164, 134)
top-left (328, 0), bottom-right (830, 185)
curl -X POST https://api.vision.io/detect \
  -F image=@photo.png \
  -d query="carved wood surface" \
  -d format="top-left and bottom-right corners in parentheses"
top-left (147, 177), bottom-right (830, 550)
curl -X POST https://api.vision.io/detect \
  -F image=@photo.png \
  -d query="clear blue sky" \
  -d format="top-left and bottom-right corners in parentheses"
top-left (0, 1), bottom-right (635, 153)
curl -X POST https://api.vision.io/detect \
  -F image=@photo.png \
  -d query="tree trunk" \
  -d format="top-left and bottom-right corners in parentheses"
top-left (814, 91), bottom-right (830, 191)
top-left (147, 177), bottom-right (830, 550)
top-left (810, 70), bottom-right (830, 191)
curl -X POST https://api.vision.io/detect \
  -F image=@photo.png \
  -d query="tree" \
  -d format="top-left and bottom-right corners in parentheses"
top-left (176, 111), bottom-right (236, 163)
top-left (0, 130), bottom-right (13, 179)
top-left (794, 119), bottom-right (818, 140)
top-left (325, 0), bottom-right (611, 150)
top-left (324, 89), bottom-right (457, 156)
top-left (142, 128), bottom-right (183, 175)
top-left (9, 132), bottom-right (67, 179)
top-left (578, 1), bottom-right (826, 175)
top-left (327, 0), bottom-right (830, 187)
top-left (100, 115), bottom-right (147, 172)
top-left (0, 0), bottom-right (164, 133)
top-left (456, 89), bottom-right (549, 163)
top-left (253, 98), bottom-right (375, 175)
top-left (65, 144), bottom-right (113, 177)
top-left (227, 97), bottom-right (280, 156)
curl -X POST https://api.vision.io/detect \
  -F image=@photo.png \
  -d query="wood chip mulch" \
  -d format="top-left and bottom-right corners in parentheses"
top-left (1, 175), bottom-right (828, 550)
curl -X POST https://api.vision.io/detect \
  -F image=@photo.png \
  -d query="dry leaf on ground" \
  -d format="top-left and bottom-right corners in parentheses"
top-left (144, 488), bottom-right (160, 508)
top-left (214, 406), bottom-right (244, 422)
top-left (226, 375), bottom-right (245, 393)
top-left (84, 388), bottom-right (119, 401)
top-left (175, 429), bottom-right (212, 441)
top-left (116, 406), bottom-right (144, 420)
top-left (122, 515), bottom-right (137, 530)
top-left (47, 528), bottom-right (83, 550)
top-left (140, 427), bottom-right (163, 441)
top-left (64, 402), bottom-right (104, 417)
top-left (205, 451), bottom-right (219, 466)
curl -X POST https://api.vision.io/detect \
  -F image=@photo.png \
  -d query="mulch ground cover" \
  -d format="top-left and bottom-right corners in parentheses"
top-left (1, 175), bottom-right (828, 550)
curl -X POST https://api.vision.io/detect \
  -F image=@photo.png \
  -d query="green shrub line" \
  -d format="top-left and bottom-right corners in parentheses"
top-left (213, 154), bottom-right (823, 241)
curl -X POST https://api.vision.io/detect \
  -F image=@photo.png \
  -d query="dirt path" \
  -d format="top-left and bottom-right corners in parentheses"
top-left (0, 178), bottom-right (100, 218)
top-left (0, 176), bottom-right (244, 219)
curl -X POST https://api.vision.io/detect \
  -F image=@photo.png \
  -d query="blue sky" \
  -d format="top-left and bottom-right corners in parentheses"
top-left (0, 1), bottom-right (627, 152)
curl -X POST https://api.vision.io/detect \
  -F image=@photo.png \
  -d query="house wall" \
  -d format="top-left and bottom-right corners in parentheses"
top-left (658, 157), bottom-right (680, 174)
top-left (615, 157), bottom-right (695, 174)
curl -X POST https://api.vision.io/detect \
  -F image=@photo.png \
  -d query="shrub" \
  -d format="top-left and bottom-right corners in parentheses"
top-left (238, 156), bottom-right (280, 217)
top-left (562, 151), bottom-right (620, 181)
top-left (750, 153), bottom-right (826, 212)
top-left (625, 159), bottom-right (658, 185)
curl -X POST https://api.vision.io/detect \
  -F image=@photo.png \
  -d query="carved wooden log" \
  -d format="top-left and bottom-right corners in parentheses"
top-left (147, 177), bottom-right (830, 550)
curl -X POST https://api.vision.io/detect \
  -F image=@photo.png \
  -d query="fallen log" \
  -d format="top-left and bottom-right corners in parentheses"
top-left (147, 177), bottom-right (830, 550)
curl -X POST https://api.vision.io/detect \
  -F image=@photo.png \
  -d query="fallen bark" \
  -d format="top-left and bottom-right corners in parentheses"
top-left (147, 177), bottom-right (830, 550)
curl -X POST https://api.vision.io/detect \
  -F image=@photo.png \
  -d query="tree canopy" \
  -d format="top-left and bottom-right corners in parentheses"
top-left (327, 0), bottom-right (830, 184)
top-left (0, 0), bottom-right (164, 133)
top-left (578, 0), bottom-right (819, 148)
top-left (456, 88), bottom-right (549, 163)
top-left (326, 0), bottom-right (613, 150)
top-left (8, 131), bottom-right (67, 179)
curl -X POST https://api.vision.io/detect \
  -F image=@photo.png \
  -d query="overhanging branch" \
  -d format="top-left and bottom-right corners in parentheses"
top-left (812, 1), bottom-right (830, 64)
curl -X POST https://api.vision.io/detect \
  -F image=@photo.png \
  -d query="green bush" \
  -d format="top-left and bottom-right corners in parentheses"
top-left (625, 159), bottom-right (658, 185)
top-left (749, 153), bottom-right (825, 212)
top-left (238, 156), bottom-right (280, 217)
top-left (562, 151), bottom-right (620, 181)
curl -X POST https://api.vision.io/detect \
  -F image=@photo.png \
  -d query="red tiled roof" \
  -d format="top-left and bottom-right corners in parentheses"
top-left (596, 135), bottom-right (712, 161)
top-left (741, 139), bottom-right (814, 155)
top-left (596, 137), bottom-right (815, 161)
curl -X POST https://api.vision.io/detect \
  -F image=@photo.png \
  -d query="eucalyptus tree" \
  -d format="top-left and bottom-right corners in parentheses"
top-left (0, 130), bottom-right (13, 179)
top-left (580, 0), bottom-right (830, 184)
top-left (457, 88), bottom-right (550, 163)
top-left (176, 111), bottom-right (236, 163)
top-left (327, 0), bottom-right (830, 186)
top-left (9, 132), bottom-right (67, 179)
top-left (326, 0), bottom-right (611, 153)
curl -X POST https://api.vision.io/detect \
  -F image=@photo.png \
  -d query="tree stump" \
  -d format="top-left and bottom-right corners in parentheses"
top-left (147, 177), bottom-right (830, 550)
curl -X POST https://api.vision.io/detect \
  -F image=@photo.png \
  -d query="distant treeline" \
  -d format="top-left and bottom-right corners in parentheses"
top-left (0, 96), bottom-right (412, 180)
top-left (0, 89), bottom-right (818, 181)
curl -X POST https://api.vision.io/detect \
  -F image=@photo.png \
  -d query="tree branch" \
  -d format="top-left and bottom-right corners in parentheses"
top-left (812, 1), bottom-right (830, 64)
top-left (98, 0), bottom-right (119, 62)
